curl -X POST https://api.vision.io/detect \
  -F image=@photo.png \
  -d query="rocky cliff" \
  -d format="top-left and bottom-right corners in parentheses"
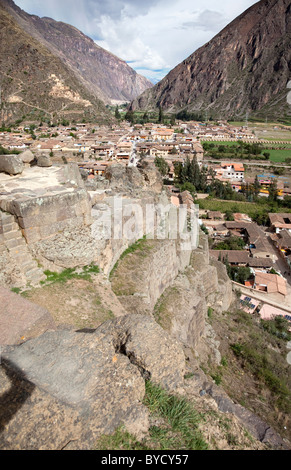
top-left (130, 0), bottom-right (291, 120)
top-left (0, 0), bottom-right (153, 121)
top-left (0, 157), bottom-right (289, 450)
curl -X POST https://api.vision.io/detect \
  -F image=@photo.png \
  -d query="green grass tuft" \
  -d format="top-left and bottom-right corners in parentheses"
top-left (41, 263), bottom-right (100, 285)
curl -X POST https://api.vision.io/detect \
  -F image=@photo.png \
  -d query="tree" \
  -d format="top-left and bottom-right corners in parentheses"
top-left (225, 210), bottom-right (235, 221)
top-left (179, 182), bottom-right (196, 199)
top-left (268, 179), bottom-right (278, 203)
top-left (170, 114), bottom-right (176, 125)
top-left (115, 106), bottom-right (121, 120)
top-left (158, 106), bottom-right (164, 124)
top-left (236, 266), bottom-right (252, 285)
top-left (154, 156), bottom-right (169, 176)
top-left (125, 110), bottom-right (134, 124)
top-left (189, 156), bottom-right (200, 189)
top-left (253, 175), bottom-right (261, 199)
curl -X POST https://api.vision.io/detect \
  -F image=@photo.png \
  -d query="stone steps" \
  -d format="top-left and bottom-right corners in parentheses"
top-left (0, 211), bottom-right (46, 286)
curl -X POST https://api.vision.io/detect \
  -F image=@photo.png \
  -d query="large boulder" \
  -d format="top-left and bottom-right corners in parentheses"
top-left (19, 150), bottom-right (35, 164)
top-left (36, 154), bottom-right (52, 167)
top-left (0, 314), bottom-right (185, 449)
top-left (0, 155), bottom-right (24, 175)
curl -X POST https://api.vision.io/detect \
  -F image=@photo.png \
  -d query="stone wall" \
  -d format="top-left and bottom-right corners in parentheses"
top-left (0, 211), bottom-right (45, 287)
top-left (149, 231), bottom-right (233, 351)
top-left (7, 189), bottom-right (92, 245)
top-left (110, 238), bottom-right (192, 315)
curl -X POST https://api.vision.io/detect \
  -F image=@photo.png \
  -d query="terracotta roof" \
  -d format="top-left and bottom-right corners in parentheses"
top-left (210, 250), bottom-right (273, 267)
top-left (254, 271), bottom-right (287, 296)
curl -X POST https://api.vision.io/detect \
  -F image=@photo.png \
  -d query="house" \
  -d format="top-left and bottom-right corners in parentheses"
top-left (115, 152), bottom-right (130, 162)
top-left (149, 145), bottom-right (173, 157)
top-left (152, 129), bottom-right (174, 141)
top-left (259, 304), bottom-right (291, 323)
top-left (77, 161), bottom-right (109, 177)
top-left (221, 162), bottom-right (244, 181)
top-left (268, 213), bottom-right (291, 233)
top-left (253, 271), bottom-right (287, 299)
top-left (239, 295), bottom-right (260, 314)
top-left (192, 142), bottom-right (204, 161)
top-left (224, 221), bottom-right (272, 259)
top-left (270, 229), bottom-right (291, 268)
top-left (210, 250), bottom-right (273, 268)
top-left (207, 211), bottom-right (223, 220)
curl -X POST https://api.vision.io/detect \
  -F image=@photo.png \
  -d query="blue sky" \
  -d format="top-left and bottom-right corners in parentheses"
top-left (14, 0), bottom-right (259, 83)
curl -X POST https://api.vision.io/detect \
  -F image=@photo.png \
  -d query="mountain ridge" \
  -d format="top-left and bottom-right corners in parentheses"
top-left (0, 0), bottom-right (153, 124)
top-left (130, 0), bottom-right (291, 121)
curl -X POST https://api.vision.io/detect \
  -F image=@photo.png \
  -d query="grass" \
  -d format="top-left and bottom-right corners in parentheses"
top-left (202, 140), bottom-right (291, 162)
top-left (230, 340), bottom-right (291, 413)
top-left (201, 307), bottom-right (291, 439)
top-left (197, 197), bottom-right (291, 220)
top-left (109, 236), bottom-right (149, 279)
top-left (267, 149), bottom-right (291, 162)
top-left (95, 427), bottom-right (148, 451)
top-left (95, 381), bottom-right (208, 451)
top-left (40, 263), bottom-right (100, 285)
top-left (143, 381), bottom-right (208, 450)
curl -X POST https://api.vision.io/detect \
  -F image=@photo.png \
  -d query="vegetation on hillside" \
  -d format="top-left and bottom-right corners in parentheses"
top-left (204, 307), bottom-right (291, 441)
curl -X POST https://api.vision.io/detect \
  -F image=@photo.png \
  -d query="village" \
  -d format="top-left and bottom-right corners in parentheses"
top-left (1, 117), bottom-right (291, 328)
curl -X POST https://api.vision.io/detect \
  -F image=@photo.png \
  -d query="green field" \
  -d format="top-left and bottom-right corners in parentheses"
top-left (266, 148), bottom-right (291, 162)
top-left (197, 198), bottom-right (291, 220)
top-left (202, 140), bottom-right (291, 163)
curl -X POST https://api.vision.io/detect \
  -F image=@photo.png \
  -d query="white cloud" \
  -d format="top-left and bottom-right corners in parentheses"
top-left (14, 0), bottom-right (258, 81)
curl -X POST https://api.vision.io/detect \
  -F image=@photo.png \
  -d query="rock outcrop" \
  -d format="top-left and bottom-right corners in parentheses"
top-left (152, 231), bottom-right (233, 351)
top-left (0, 314), bottom-right (185, 450)
top-left (2, 159), bottom-right (287, 451)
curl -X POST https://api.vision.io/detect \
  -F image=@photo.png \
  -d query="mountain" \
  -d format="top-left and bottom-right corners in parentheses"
top-left (130, 0), bottom-right (291, 121)
top-left (0, 0), bottom-right (153, 124)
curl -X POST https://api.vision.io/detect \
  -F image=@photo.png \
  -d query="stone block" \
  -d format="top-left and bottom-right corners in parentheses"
top-left (5, 238), bottom-right (25, 250)
top-left (0, 212), bottom-right (15, 224)
top-left (11, 189), bottom-right (90, 218)
top-left (2, 222), bottom-right (18, 233)
top-left (0, 155), bottom-right (24, 175)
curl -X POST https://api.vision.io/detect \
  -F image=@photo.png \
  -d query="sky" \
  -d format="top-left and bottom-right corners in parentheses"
top-left (14, 0), bottom-right (259, 83)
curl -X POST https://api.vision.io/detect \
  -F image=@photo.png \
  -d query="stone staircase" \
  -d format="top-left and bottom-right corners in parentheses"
top-left (0, 211), bottom-right (46, 287)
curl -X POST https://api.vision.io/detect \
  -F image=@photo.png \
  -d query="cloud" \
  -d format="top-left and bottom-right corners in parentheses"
top-left (181, 10), bottom-right (227, 31)
top-left (14, 0), bottom-right (258, 80)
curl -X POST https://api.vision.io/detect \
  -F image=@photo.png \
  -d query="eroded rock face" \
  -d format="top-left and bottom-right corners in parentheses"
top-left (104, 162), bottom-right (163, 195)
top-left (0, 314), bottom-right (185, 449)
